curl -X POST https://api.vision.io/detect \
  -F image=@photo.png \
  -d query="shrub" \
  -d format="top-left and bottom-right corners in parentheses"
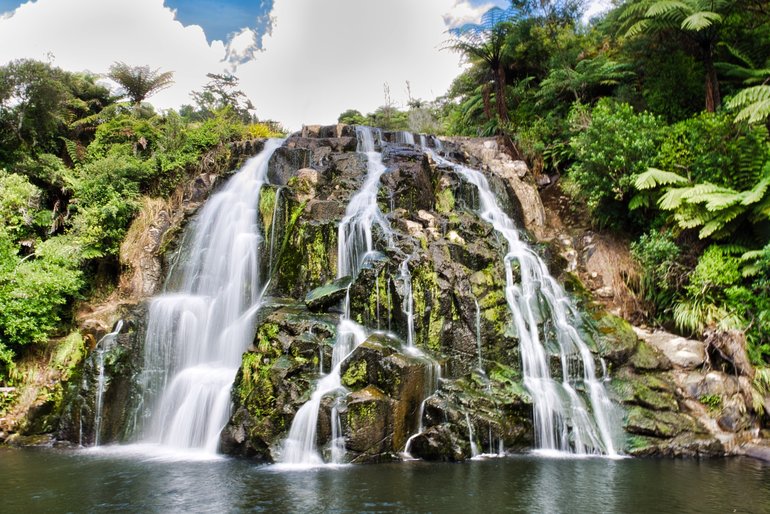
top-left (566, 99), bottom-right (664, 229)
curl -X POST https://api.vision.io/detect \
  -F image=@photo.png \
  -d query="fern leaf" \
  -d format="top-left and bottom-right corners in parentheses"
top-left (681, 11), bottom-right (722, 31)
top-left (645, 0), bottom-right (690, 17)
top-left (658, 187), bottom-right (688, 210)
top-left (680, 183), bottom-right (726, 201)
top-left (625, 19), bottom-right (651, 37)
top-left (635, 167), bottom-right (689, 190)
top-left (702, 192), bottom-right (742, 211)
top-left (628, 194), bottom-right (649, 210)
top-left (741, 176), bottom-right (770, 206)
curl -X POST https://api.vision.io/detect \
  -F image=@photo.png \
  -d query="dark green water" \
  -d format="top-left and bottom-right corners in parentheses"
top-left (2, 448), bottom-right (769, 513)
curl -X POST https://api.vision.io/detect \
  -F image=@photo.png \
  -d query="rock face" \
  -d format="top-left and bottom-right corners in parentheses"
top-left (36, 125), bottom-right (766, 464)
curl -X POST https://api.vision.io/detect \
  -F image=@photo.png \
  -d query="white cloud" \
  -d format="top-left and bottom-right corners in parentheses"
top-left (0, 0), bottom-right (226, 107)
top-left (239, 0), bottom-right (467, 130)
top-left (0, 0), bottom-right (487, 130)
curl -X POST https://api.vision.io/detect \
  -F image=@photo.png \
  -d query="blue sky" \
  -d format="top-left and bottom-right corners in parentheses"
top-left (165, 0), bottom-right (274, 43)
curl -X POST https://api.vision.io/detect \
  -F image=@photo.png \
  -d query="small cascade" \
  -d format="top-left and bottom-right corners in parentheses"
top-left (281, 126), bottom-right (392, 465)
top-left (137, 139), bottom-right (284, 453)
top-left (419, 134), bottom-right (427, 148)
top-left (403, 360), bottom-right (441, 456)
top-left (466, 412), bottom-right (480, 458)
top-left (399, 257), bottom-right (415, 348)
top-left (474, 298), bottom-right (483, 371)
top-left (92, 320), bottom-right (124, 446)
top-left (394, 131), bottom-right (415, 145)
top-left (427, 149), bottom-right (618, 457)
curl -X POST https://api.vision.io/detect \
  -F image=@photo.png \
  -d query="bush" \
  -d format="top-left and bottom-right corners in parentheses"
top-left (630, 229), bottom-right (684, 316)
top-left (566, 99), bottom-right (664, 229)
top-left (655, 112), bottom-right (769, 191)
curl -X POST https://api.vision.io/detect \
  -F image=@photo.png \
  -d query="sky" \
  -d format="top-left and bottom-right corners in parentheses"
top-left (0, 0), bottom-right (611, 130)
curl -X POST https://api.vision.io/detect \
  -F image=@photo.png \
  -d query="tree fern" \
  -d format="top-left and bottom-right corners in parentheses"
top-left (728, 85), bottom-right (770, 124)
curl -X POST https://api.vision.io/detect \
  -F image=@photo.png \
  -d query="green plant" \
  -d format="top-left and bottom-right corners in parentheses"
top-left (566, 98), bottom-right (664, 228)
top-left (630, 229), bottom-right (684, 315)
top-left (699, 393), bottom-right (723, 411)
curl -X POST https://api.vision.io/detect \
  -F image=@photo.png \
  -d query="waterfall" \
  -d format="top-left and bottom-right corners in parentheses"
top-left (92, 320), bottom-right (124, 446)
top-left (399, 257), bottom-right (415, 349)
top-left (428, 150), bottom-right (618, 457)
top-left (136, 139), bottom-right (284, 453)
top-left (466, 413), bottom-right (480, 458)
top-left (281, 126), bottom-right (391, 465)
top-left (474, 298), bottom-right (483, 370)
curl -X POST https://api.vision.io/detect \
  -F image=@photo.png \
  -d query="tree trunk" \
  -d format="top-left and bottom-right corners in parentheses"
top-left (494, 64), bottom-right (510, 124)
top-left (703, 50), bottom-right (721, 113)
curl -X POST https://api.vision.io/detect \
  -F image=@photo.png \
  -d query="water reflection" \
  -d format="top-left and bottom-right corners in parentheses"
top-left (2, 449), bottom-right (768, 513)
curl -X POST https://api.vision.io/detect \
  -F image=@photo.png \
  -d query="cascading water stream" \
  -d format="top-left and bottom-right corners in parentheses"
top-left (281, 127), bottom-right (393, 465)
top-left (92, 320), bottom-right (124, 446)
top-left (427, 148), bottom-right (618, 457)
top-left (136, 139), bottom-right (284, 454)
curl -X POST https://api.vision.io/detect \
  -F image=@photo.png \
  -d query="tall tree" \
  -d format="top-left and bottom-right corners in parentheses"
top-left (620, 0), bottom-right (733, 112)
top-left (107, 62), bottom-right (174, 107)
top-left (448, 7), bottom-right (520, 128)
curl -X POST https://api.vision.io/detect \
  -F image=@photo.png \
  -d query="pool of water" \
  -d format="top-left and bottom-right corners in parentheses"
top-left (2, 447), bottom-right (768, 513)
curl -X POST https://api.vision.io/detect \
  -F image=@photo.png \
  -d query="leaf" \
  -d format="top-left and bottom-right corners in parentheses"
top-left (645, 1), bottom-right (690, 18)
top-left (629, 194), bottom-right (649, 210)
top-left (658, 187), bottom-right (688, 210)
top-left (681, 11), bottom-right (722, 31)
top-left (741, 176), bottom-right (770, 206)
top-left (635, 167), bottom-right (689, 190)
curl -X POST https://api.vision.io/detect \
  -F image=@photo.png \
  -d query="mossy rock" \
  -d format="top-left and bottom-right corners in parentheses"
top-left (305, 276), bottom-right (353, 312)
top-left (624, 406), bottom-right (701, 438)
top-left (593, 313), bottom-right (639, 365)
top-left (629, 340), bottom-right (672, 371)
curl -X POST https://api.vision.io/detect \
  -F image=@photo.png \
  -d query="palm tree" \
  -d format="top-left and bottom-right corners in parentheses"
top-left (620, 0), bottom-right (733, 112)
top-left (448, 7), bottom-right (520, 127)
top-left (107, 62), bottom-right (174, 107)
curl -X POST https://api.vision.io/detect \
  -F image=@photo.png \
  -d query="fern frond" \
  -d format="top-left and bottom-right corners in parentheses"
top-left (625, 19), bottom-right (651, 37)
top-left (702, 191), bottom-right (742, 211)
top-left (628, 194), bottom-right (650, 210)
top-left (729, 85), bottom-right (770, 124)
top-left (741, 176), bottom-right (770, 206)
top-left (681, 11), bottom-right (722, 31)
top-left (659, 187), bottom-right (689, 210)
top-left (635, 167), bottom-right (689, 190)
top-left (645, 0), bottom-right (690, 17)
top-left (680, 183), bottom-right (726, 201)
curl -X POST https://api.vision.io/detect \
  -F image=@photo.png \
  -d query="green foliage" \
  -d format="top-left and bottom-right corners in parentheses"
top-left (0, 231), bottom-right (83, 354)
top-left (654, 112), bottom-right (768, 190)
top-left (107, 62), bottom-right (174, 106)
top-left (0, 170), bottom-right (43, 240)
top-left (631, 229), bottom-right (684, 315)
top-left (699, 393), bottom-right (722, 411)
top-left (633, 160), bottom-right (770, 240)
top-left (565, 99), bottom-right (664, 228)
top-left (338, 109), bottom-right (368, 125)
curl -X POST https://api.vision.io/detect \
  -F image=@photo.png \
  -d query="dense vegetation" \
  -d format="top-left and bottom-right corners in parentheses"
top-left (339, 0), bottom-right (770, 368)
top-left (2, 0), bottom-right (769, 390)
top-left (0, 62), bottom-right (281, 382)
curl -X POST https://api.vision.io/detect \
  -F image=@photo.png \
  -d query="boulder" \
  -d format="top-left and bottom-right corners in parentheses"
top-left (305, 276), bottom-right (354, 312)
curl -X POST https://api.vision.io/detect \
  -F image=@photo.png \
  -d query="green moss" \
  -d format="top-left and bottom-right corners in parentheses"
top-left (256, 322), bottom-right (280, 354)
top-left (259, 186), bottom-right (277, 232)
top-left (342, 359), bottom-right (367, 389)
top-left (699, 394), bottom-right (722, 412)
top-left (237, 352), bottom-right (276, 420)
top-left (348, 400), bottom-right (377, 431)
top-left (436, 187), bottom-right (455, 214)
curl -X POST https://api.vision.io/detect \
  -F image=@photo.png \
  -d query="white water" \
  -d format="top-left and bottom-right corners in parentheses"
top-left (92, 320), bottom-right (124, 446)
top-left (466, 412), bottom-right (480, 458)
top-left (137, 139), bottom-right (284, 454)
top-left (427, 149), bottom-right (618, 457)
top-left (399, 257), bottom-right (415, 348)
top-left (281, 126), bottom-right (393, 465)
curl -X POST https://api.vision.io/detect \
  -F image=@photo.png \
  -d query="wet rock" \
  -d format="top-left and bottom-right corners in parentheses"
top-left (705, 329), bottom-right (754, 378)
top-left (629, 340), bottom-right (672, 371)
top-left (636, 328), bottom-right (705, 369)
top-left (341, 386), bottom-right (394, 461)
top-left (408, 424), bottom-right (467, 461)
top-left (625, 406), bottom-right (701, 438)
top-left (305, 276), bottom-right (354, 312)
top-left (268, 147), bottom-right (312, 185)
